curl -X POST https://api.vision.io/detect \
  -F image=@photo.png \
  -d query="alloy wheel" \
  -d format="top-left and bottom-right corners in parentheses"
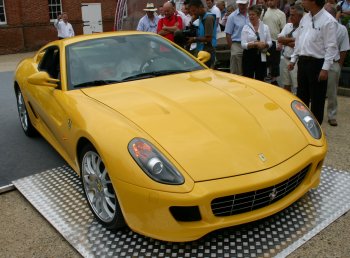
top-left (82, 150), bottom-right (117, 223)
top-left (17, 91), bottom-right (28, 131)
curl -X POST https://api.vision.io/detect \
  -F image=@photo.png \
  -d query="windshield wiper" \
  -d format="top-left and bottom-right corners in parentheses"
top-left (73, 80), bottom-right (120, 88)
top-left (121, 70), bottom-right (190, 82)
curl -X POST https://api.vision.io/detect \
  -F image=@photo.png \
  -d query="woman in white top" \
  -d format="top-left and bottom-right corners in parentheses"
top-left (241, 5), bottom-right (272, 81)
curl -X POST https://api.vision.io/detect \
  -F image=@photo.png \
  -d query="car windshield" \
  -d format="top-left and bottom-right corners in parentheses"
top-left (66, 34), bottom-right (204, 89)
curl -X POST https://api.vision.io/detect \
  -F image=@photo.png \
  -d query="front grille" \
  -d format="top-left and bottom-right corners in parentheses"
top-left (211, 165), bottom-right (310, 217)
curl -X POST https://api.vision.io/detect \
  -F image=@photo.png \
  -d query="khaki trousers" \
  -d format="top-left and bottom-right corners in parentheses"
top-left (327, 62), bottom-right (341, 120)
top-left (230, 42), bottom-right (243, 75)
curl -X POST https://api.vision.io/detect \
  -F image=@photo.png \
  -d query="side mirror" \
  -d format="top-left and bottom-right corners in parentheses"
top-left (197, 51), bottom-right (211, 64)
top-left (35, 52), bottom-right (45, 63)
top-left (27, 71), bottom-right (59, 88)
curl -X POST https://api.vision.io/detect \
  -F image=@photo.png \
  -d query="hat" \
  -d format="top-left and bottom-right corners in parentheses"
top-left (143, 3), bottom-right (157, 11)
top-left (236, 0), bottom-right (249, 4)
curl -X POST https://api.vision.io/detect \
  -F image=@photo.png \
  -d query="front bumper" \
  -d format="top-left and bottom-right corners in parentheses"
top-left (115, 144), bottom-right (326, 242)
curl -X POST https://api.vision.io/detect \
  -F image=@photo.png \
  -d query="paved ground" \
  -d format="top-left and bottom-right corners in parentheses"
top-left (0, 70), bottom-right (67, 186)
top-left (0, 53), bottom-right (349, 257)
top-left (0, 52), bottom-right (35, 72)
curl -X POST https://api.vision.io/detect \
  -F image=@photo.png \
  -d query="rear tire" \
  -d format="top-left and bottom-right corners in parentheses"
top-left (80, 144), bottom-right (126, 229)
top-left (15, 88), bottom-right (37, 137)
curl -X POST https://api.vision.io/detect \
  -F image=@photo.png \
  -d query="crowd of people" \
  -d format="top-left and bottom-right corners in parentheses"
top-left (54, 0), bottom-right (349, 127)
top-left (135, 0), bottom-right (349, 127)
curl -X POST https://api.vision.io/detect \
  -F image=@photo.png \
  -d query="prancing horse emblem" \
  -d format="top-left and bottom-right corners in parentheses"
top-left (258, 153), bottom-right (267, 162)
top-left (269, 188), bottom-right (277, 201)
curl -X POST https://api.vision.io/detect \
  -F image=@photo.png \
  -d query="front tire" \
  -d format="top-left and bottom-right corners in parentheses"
top-left (80, 144), bottom-right (126, 229)
top-left (15, 88), bottom-right (36, 137)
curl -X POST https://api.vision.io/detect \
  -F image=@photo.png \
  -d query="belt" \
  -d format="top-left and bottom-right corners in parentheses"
top-left (333, 59), bottom-right (339, 63)
top-left (299, 56), bottom-right (324, 61)
top-left (232, 41), bottom-right (241, 43)
top-left (283, 55), bottom-right (291, 60)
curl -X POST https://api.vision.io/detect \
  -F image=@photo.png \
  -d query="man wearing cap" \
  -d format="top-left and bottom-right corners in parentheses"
top-left (157, 1), bottom-right (183, 42)
top-left (137, 3), bottom-right (159, 33)
top-left (224, 0), bottom-right (249, 75)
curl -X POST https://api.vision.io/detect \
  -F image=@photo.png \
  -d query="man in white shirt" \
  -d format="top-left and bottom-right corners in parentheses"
top-left (206, 0), bottom-right (222, 32)
top-left (256, 0), bottom-right (268, 21)
top-left (54, 13), bottom-right (74, 39)
top-left (181, 3), bottom-right (193, 27)
top-left (288, 0), bottom-right (338, 125)
top-left (324, 3), bottom-right (350, 126)
top-left (277, 4), bottom-right (304, 94)
top-left (136, 3), bottom-right (159, 33)
top-left (158, 5), bottom-right (165, 19)
top-left (216, 0), bottom-right (227, 31)
top-left (262, 0), bottom-right (286, 85)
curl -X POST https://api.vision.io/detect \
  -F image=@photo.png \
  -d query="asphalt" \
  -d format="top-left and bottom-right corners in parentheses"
top-left (0, 53), bottom-right (349, 257)
top-left (0, 70), bottom-right (67, 186)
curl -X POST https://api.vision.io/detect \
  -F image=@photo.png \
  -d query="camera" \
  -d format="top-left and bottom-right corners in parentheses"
top-left (182, 24), bottom-right (198, 38)
top-left (174, 24), bottom-right (198, 49)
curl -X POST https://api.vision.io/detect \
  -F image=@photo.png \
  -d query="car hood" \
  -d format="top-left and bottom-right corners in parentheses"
top-left (81, 70), bottom-right (308, 182)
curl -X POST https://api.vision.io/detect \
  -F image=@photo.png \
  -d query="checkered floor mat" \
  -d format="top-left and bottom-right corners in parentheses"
top-left (13, 166), bottom-right (350, 258)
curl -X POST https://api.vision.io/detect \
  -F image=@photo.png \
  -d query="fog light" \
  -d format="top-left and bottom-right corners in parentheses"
top-left (170, 206), bottom-right (202, 222)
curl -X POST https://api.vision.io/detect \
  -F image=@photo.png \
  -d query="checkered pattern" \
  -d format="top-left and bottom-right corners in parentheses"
top-left (13, 166), bottom-right (350, 258)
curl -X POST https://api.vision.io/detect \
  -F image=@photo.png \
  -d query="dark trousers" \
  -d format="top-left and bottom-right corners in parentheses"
top-left (204, 48), bottom-right (216, 68)
top-left (266, 42), bottom-right (281, 77)
top-left (297, 56), bottom-right (327, 124)
top-left (242, 49), bottom-right (266, 81)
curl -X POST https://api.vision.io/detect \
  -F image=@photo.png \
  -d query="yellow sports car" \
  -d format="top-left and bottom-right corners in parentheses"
top-left (14, 31), bottom-right (327, 242)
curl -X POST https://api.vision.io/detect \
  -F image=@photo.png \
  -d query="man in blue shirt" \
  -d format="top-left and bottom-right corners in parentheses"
top-left (224, 0), bottom-right (249, 75)
top-left (136, 3), bottom-right (159, 33)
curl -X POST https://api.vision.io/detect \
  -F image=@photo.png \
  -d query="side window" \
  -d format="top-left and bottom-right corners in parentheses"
top-left (0, 0), bottom-right (6, 25)
top-left (38, 47), bottom-right (60, 80)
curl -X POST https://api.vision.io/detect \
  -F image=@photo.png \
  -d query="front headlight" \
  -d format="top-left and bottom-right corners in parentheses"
top-left (292, 100), bottom-right (322, 139)
top-left (128, 138), bottom-right (185, 185)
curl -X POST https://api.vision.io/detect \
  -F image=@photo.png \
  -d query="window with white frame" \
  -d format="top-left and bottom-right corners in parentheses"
top-left (48, 0), bottom-right (62, 21)
top-left (0, 0), bottom-right (7, 24)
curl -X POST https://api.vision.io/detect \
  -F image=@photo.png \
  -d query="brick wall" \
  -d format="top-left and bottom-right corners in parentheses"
top-left (5, 0), bottom-right (22, 25)
top-left (0, 27), bottom-right (24, 53)
top-left (0, 0), bottom-right (117, 54)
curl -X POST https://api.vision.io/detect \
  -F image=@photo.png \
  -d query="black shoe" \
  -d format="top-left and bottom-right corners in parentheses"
top-left (328, 119), bottom-right (338, 126)
top-left (271, 80), bottom-right (279, 86)
top-left (264, 75), bottom-right (272, 82)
